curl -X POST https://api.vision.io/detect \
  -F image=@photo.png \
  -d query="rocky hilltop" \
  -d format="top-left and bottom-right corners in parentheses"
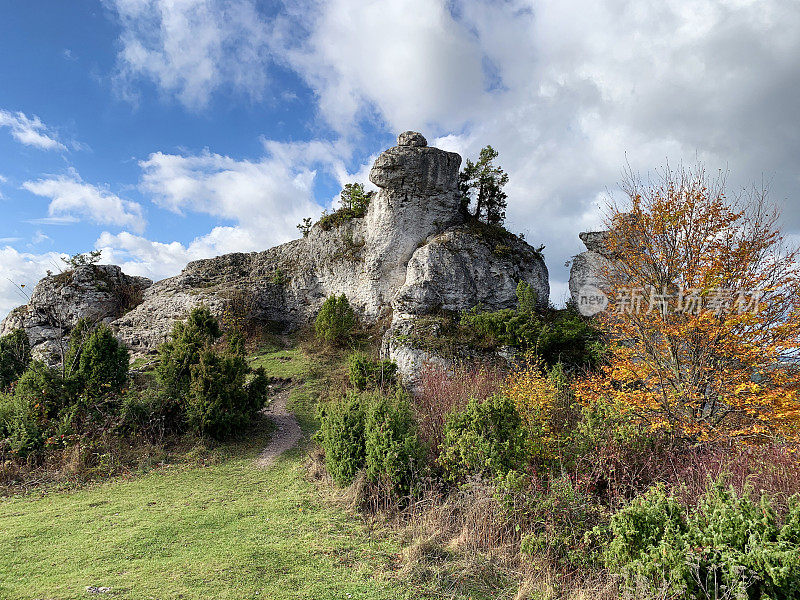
top-left (2, 132), bottom-right (549, 382)
top-left (0, 265), bottom-right (152, 363)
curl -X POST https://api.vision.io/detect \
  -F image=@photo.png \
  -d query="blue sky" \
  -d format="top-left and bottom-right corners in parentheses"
top-left (1, 0), bottom-right (799, 317)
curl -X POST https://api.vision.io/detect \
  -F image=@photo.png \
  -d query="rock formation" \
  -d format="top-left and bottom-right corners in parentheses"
top-left (0, 265), bottom-right (151, 363)
top-left (568, 229), bottom-right (614, 308)
top-left (2, 132), bottom-right (549, 383)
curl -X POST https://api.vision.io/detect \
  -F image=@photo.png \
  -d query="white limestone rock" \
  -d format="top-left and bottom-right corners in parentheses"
top-left (4, 132), bottom-right (552, 386)
top-left (0, 264), bottom-right (151, 363)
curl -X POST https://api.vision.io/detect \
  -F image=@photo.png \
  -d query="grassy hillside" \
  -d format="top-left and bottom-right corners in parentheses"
top-left (0, 339), bottom-right (487, 600)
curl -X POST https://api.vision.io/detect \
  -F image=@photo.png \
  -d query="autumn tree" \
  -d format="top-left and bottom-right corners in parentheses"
top-left (459, 145), bottom-right (509, 226)
top-left (578, 165), bottom-right (800, 440)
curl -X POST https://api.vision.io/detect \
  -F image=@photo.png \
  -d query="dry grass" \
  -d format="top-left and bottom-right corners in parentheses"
top-left (415, 362), bottom-right (506, 449)
top-left (666, 440), bottom-right (800, 514)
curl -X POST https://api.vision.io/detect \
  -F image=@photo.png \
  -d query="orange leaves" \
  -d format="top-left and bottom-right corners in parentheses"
top-left (582, 164), bottom-right (800, 441)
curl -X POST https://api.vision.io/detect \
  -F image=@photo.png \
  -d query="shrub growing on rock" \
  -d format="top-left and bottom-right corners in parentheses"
top-left (316, 183), bottom-right (373, 230)
top-left (315, 295), bottom-right (357, 345)
top-left (348, 351), bottom-right (397, 391)
top-left (460, 285), bottom-right (603, 369)
top-left (0, 329), bottom-right (31, 390)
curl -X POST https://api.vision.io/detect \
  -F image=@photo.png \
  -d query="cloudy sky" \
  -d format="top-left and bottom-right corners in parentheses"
top-left (1, 0), bottom-right (798, 317)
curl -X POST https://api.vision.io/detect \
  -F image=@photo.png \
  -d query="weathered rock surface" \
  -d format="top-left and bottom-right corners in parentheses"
top-left (568, 228), bottom-right (616, 312)
top-left (4, 132), bottom-right (550, 384)
top-left (0, 265), bottom-right (151, 363)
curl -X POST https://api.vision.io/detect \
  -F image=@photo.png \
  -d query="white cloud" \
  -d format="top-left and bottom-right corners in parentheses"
top-left (108, 0), bottom-right (278, 109)
top-left (0, 109), bottom-right (66, 151)
top-left (95, 226), bottom-right (260, 281)
top-left (283, 0), bottom-right (488, 133)
top-left (279, 0), bottom-right (800, 301)
top-left (0, 246), bottom-right (64, 318)
top-left (23, 169), bottom-right (146, 233)
top-left (31, 230), bottom-right (51, 245)
top-left (140, 140), bottom-right (341, 239)
top-left (94, 138), bottom-right (357, 282)
top-left (25, 216), bottom-right (81, 226)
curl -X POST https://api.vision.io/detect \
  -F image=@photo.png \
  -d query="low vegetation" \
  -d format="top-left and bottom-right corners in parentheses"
top-left (309, 182), bottom-right (374, 232)
top-left (314, 293), bottom-right (358, 345)
top-left (0, 306), bottom-right (269, 491)
top-left (310, 166), bottom-right (800, 600)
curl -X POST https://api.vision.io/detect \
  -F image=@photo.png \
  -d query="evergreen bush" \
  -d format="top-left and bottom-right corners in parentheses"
top-left (364, 392), bottom-right (424, 495)
top-left (317, 392), bottom-right (367, 485)
top-left (0, 329), bottom-right (31, 389)
top-left (186, 349), bottom-right (256, 439)
top-left (74, 323), bottom-right (129, 398)
top-left (348, 351), bottom-right (397, 390)
top-left (314, 295), bottom-right (357, 345)
top-left (605, 481), bottom-right (800, 598)
top-left (157, 306), bottom-right (221, 400)
top-left (439, 394), bottom-right (528, 482)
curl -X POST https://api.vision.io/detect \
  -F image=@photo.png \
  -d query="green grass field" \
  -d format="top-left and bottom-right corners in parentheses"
top-left (0, 341), bottom-right (485, 600)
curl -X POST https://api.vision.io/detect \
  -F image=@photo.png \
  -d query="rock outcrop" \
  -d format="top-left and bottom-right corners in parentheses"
top-left (3, 132), bottom-right (549, 383)
top-left (0, 265), bottom-right (151, 363)
top-left (568, 229), bottom-right (614, 307)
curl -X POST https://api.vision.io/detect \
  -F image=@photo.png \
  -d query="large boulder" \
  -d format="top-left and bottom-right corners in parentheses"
top-left (0, 264), bottom-right (151, 363)
top-left (7, 132), bottom-right (551, 385)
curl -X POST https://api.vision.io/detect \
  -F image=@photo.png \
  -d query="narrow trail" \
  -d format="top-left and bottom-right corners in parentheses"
top-left (255, 386), bottom-right (302, 468)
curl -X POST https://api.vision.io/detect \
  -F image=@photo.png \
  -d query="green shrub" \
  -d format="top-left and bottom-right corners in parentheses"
top-left (516, 281), bottom-right (538, 314)
top-left (74, 323), bottom-right (129, 398)
top-left (119, 387), bottom-right (182, 437)
top-left (568, 397), bottom-right (671, 500)
top-left (154, 306), bottom-right (263, 439)
top-left (439, 394), bottom-right (528, 482)
top-left (0, 329), bottom-right (31, 389)
top-left (186, 349), bottom-right (259, 439)
top-left (157, 306), bottom-right (221, 400)
top-left (605, 481), bottom-right (800, 599)
top-left (461, 301), bottom-right (603, 369)
top-left (0, 391), bottom-right (44, 457)
top-left (13, 361), bottom-right (70, 420)
top-left (348, 351), bottom-right (397, 390)
top-left (314, 295), bottom-right (357, 345)
top-left (317, 183), bottom-right (373, 231)
top-left (365, 392), bottom-right (425, 495)
top-left (63, 318), bottom-right (93, 378)
top-left (317, 392), bottom-right (368, 485)
top-left (0, 392), bottom-right (11, 437)
top-left (516, 474), bottom-right (606, 568)
top-left (246, 367), bottom-right (270, 412)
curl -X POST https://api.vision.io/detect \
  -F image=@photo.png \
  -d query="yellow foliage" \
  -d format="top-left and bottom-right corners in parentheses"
top-left (503, 358), bottom-right (564, 460)
top-left (578, 165), bottom-right (800, 441)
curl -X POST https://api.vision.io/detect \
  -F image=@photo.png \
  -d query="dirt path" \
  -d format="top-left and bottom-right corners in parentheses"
top-left (255, 387), bottom-right (303, 468)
